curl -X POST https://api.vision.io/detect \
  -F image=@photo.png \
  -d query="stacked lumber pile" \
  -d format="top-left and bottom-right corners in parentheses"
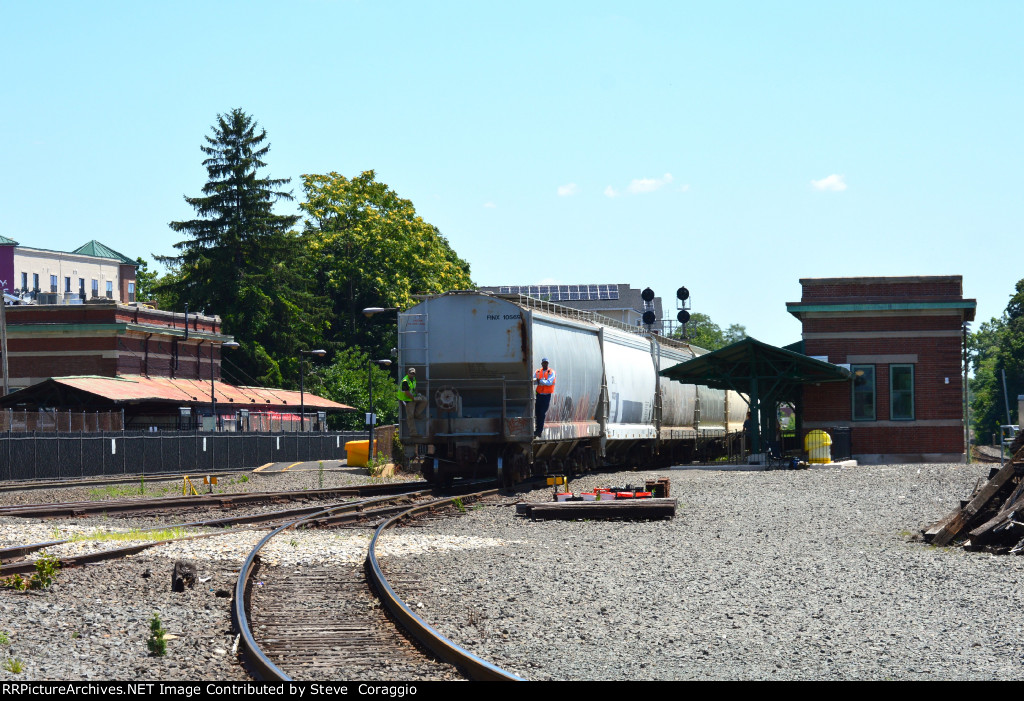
top-left (925, 443), bottom-right (1024, 552)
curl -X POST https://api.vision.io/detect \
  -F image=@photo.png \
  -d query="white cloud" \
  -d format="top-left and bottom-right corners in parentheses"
top-left (557, 183), bottom-right (579, 197)
top-left (627, 173), bottom-right (674, 194)
top-left (811, 174), bottom-right (847, 191)
top-left (604, 185), bottom-right (618, 198)
top-left (483, 202), bottom-right (496, 208)
top-left (679, 184), bottom-right (690, 192)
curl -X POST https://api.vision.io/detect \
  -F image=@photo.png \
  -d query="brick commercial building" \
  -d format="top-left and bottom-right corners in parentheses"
top-left (787, 276), bottom-right (975, 464)
top-left (0, 302), bottom-right (349, 429)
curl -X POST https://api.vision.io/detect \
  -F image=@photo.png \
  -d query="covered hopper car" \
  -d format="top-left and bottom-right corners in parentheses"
top-left (397, 291), bottom-right (745, 486)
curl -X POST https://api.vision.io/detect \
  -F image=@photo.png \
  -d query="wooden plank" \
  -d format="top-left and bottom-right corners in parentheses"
top-left (515, 498), bottom-right (676, 516)
top-left (967, 473), bottom-right (1024, 544)
top-left (930, 462), bottom-right (1018, 547)
top-left (520, 499), bottom-right (676, 520)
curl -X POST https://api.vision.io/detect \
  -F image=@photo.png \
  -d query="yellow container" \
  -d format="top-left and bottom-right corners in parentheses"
top-left (804, 430), bottom-right (832, 464)
top-left (346, 440), bottom-right (375, 468)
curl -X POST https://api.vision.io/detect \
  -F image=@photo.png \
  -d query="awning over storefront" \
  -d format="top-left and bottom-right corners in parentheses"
top-left (660, 337), bottom-right (851, 453)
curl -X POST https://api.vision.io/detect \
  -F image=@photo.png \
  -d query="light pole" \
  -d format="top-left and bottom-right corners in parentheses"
top-left (368, 358), bottom-right (393, 460)
top-left (299, 349), bottom-right (327, 432)
top-left (212, 341), bottom-right (240, 431)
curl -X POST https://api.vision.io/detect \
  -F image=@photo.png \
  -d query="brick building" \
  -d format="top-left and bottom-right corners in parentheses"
top-left (0, 302), bottom-right (349, 429)
top-left (787, 276), bottom-right (975, 464)
top-left (3, 302), bottom-right (226, 389)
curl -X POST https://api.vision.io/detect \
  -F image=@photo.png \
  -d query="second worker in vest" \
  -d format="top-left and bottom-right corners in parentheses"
top-left (397, 367), bottom-right (428, 436)
top-left (534, 357), bottom-right (555, 438)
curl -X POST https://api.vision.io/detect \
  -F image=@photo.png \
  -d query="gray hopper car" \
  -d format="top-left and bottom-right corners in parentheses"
top-left (398, 291), bottom-right (745, 486)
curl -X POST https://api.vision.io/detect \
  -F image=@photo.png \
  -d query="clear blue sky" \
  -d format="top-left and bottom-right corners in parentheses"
top-left (2, 1), bottom-right (1020, 346)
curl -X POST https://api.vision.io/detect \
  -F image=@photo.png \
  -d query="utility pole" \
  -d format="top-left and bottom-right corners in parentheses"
top-left (0, 288), bottom-right (9, 395)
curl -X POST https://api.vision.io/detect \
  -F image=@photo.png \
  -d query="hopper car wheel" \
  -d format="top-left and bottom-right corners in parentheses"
top-left (436, 466), bottom-right (455, 489)
top-left (421, 457), bottom-right (436, 484)
top-left (513, 453), bottom-right (528, 484)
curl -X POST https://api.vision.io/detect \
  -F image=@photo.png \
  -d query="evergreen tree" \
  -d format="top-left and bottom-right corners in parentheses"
top-left (162, 109), bottom-right (327, 386)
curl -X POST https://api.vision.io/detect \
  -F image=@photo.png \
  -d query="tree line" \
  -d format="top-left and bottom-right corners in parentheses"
top-left (148, 109), bottom-right (473, 429)
top-left (969, 279), bottom-right (1024, 445)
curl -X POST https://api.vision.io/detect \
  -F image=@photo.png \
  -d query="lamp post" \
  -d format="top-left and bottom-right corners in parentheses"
top-left (212, 341), bottom-right (240, 431)
top-left (299, 349), bottom-right (327, 432)
top-left (368, 358), bottom-right (393, 460)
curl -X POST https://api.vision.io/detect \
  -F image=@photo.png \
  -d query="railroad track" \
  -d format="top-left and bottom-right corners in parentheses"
top-left (0, 481), bottom-right (430, 519)
top-left (235, 490), bottom-right (522, 681)
top-left (0, 489), bottom-right (437, 575)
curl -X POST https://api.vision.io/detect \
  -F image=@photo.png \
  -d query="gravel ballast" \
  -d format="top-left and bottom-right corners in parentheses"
top-left (380, 463), bottom-right (1024, 680)
top-left (2, 462), bottom-right (1021, 680)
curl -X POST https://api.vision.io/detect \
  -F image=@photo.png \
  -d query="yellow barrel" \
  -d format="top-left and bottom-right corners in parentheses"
top-left (804, 430), bottom-right (832, 464)
top-left (345, 440), bottom-right (374, 468)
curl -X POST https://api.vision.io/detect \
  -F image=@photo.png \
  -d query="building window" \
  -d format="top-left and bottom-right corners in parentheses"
top-left (890, 364), bottom-right (915, 420)
top-left (20, 273), bottom-right (27, 291)
top-left (92, 279), bottom-right (98, 297)
top-left (50, 275), bottom-right (57, 293)
top-left (128, 282), bottom-right (136, 303)
top-left (106, 281), bottom-right (113, 298)
top-left (852, 365), bottom-right (875, 421)
top-left (33, 273), bottom-right (39, 292)
top-left (64, 277), bottom-right (71, 293)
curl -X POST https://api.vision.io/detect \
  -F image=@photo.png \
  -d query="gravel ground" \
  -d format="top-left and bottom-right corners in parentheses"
top-left (380, 462), bottom-right (1024, 681)
top-left (0, 465), bottom-right (500, 681)
top-left (2, 462), bottom-right (1020, 681)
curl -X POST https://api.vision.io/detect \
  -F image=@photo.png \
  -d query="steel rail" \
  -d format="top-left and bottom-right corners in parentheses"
top-left (1, 492), bottom-right (433, 577)
top-left (234, 489), bottom-right (522, 681)
top-left (366, 489), bottom-right (524, 681)
top-left (0, 481), bottom-right (429, 519)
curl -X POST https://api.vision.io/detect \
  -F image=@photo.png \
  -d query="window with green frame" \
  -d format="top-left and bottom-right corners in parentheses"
top-left (890, 364), bottom-right (914, 420)
top-left (852, 365), bottom-right (875, 420)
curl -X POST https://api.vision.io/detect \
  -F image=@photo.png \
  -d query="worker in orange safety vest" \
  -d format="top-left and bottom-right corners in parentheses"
top-left (534, 357), bottom-right (555, 438)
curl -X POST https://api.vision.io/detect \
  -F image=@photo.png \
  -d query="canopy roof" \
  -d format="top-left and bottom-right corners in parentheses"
top-left (660, 336), bottom-right (850, 398)
top-left (660, 337), bottom-right (851, 453)
top-left (0, 375), bottom-right (354, 412)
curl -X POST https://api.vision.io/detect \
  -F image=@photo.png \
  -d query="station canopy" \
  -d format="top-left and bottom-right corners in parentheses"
top-left (659, 337), bottom-right (851, 453)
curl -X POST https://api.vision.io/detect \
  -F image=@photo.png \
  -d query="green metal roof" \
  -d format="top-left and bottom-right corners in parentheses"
top-left (0, 235), bottom-right (19, 246)
top-left (660, 337), bottom-right (851, 453)
top-left (71, 240), bottom-right (136, 265)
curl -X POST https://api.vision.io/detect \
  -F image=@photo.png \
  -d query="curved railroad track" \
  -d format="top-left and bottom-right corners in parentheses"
top-left (235, 489), bottom-right (523, 681)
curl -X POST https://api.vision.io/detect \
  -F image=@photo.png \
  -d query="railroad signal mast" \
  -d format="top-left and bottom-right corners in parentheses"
top-left (676, 286), bottom-right (691, 340)
top-left (641, 287), bottom-right (658, 333)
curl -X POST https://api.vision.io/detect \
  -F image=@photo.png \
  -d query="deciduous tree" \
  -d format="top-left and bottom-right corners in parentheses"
top-left (300, 170), bottom-right (472, 358)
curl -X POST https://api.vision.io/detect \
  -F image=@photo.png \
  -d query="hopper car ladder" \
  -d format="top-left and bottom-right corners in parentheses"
top-left (398, 303), bottom-right (431, 437)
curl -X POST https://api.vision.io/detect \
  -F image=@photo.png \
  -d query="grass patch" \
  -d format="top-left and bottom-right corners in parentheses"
top-left (87, 483), bottom-right (172, 500)
top-left (3, 658), bottom-right (23, 674)
top-left (69, 527), bottom-right (192, 543)
top-left (0, 632), bottom-right (9, 645)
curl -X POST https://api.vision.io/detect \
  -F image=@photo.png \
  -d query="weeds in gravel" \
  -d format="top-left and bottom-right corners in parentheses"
top-left (1, 575), bottom-right (27, 591)
top-left (70, 631), bottom-right (80, 639)
top-left (0, 631), bottom-right (9, 645)
top-left (31, 553), bottom-right (60, 589)
top-left (147, 613), bottom-right (167, 656)
top-left (452, 497), bottom-right (465, 513)
top-left (0, 554), bottom-right (60, 592)
top-left (319, 461), bottom-right (325, 489)
top-left (3, 658), bottom-right (23, 674)
top-left (70, 527), bottom-right (190, 543)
